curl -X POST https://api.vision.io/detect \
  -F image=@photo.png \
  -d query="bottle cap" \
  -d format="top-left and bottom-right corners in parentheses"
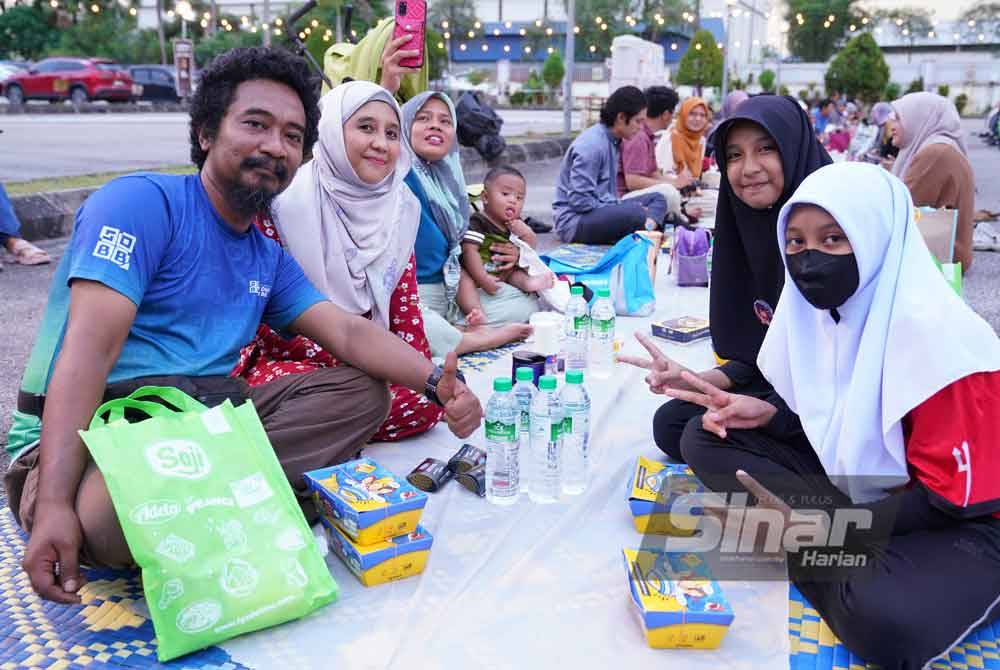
top-left (515, 367), bottom-right (535, 382)
top-left (539, 375), bottom-right (557, 390)
top-left (597, 287), bottom-right (611, 298)
top-left (570, 286), bottom-right (584, 296)
top-left (566, 370), bottom-right (584, 384)
top-left (494, 377), bottom-right (513, 392)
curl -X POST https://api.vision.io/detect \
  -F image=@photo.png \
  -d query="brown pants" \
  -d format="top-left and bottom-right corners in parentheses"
top-left (7, 366), bottom-right (390, 567)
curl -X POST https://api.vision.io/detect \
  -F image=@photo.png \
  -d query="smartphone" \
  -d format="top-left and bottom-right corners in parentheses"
top-left (392, 0), bottom-right (426, 69)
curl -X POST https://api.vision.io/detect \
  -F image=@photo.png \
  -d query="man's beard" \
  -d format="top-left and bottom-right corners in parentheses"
top-left (225, 156), bottom-right (289, 220)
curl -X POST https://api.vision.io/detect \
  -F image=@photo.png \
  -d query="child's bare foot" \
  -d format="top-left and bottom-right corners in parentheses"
top-left (466, 308), bottom-right (487, 326)
top-left (456, 323), bottom-right (533, 354)
top-left (523, 273), bottom-right (556, 293)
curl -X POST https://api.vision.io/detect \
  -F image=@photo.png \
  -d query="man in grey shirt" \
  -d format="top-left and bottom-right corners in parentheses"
top-left (552, 86), bottom-right (667, 244)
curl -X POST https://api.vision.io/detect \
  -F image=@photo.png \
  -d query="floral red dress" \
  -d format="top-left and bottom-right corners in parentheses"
top-left (231, 216), bottom-right (443, 442)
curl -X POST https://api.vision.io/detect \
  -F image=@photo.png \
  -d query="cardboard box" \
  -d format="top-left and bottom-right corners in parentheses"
top-left (627, 456), bottom-right (704, 536)
top-left (304, 458), bottom-right (427, 546)
top-left (623, 548), bottom-right (734, 649)
top-left (651, 317), bottom-right (711, 345)
top-left (324, 521), bottom-right (433, 587)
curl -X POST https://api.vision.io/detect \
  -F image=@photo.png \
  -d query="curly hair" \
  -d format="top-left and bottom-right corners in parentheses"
top-left (189, 46), bottom-right (321, 169)
top-left (599, 85), bottom-right (646, 127)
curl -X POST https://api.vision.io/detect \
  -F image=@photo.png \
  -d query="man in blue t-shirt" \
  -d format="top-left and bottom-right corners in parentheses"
top-left (11, 47), bottom-right (483, 605)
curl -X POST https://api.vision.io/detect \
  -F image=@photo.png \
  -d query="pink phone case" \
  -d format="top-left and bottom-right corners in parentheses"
top-left (393, 0), bottom-right (426, 69)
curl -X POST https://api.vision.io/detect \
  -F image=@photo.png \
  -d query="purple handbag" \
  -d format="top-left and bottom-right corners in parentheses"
top-left (671, 227), bottom-right (711, 287)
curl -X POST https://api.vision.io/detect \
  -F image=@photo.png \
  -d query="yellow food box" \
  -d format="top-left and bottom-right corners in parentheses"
top-left (323, 520), bottom-right (433, 587)
top-left (304, 458), bottom-right (427, 546)
top-left (623, 548), bottom-right (734, 649)
top-left (627, 456), bottom-right (705, 536)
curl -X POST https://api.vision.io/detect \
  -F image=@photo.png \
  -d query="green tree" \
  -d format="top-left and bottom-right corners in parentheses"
top-left (883, 81), bottom-right (901, 100)
top-left (877, 7), bottom-right (933, 63)
top-left (759, 68), bottom-right (776, 93)
top-left (541, 49), bottom-right (564, 94)
top-left (675, 29), bottom-right (722, 94)
top-left (0, 5), bottom-right (57, 60)
top-left (425, 27), bottom-right (448, 81)
top-left (429, 0), bottom-right (478, 41)
top-left (466, 68), bottom-right (488, 85)
top-left (193, 29), bottom-right (260, 66)
top-left (779, 84), bottom-right (790, 96)
top-left (905, 76), bottom-right (924, 93)
top-left (785, 0), bottom-right (860, 62)
top-left (937, 84), bottom-right (950, 97)
top-left (961, 2), bottom-right (1000, 39)
top-left (954, 92), bottom-right (969, 115)
top-left (824, 32), bottom-right (889, 103)
top-left (570, 0), bottom-right (621, 61)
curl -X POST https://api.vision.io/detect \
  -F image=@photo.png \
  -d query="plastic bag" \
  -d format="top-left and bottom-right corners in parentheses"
top-left (80, 386), bottom-right (338, 661)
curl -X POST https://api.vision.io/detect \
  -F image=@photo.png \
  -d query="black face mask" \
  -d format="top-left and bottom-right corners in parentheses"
top-left (786, 250), bottom-right (860, 311)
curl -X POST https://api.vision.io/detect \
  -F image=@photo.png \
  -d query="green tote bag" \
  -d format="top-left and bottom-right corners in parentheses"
top-left (80, 386), bottom-right (338, 661)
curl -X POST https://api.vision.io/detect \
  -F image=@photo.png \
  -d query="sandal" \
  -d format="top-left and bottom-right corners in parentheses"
top-left (9, 239), bottom-right (51, 266)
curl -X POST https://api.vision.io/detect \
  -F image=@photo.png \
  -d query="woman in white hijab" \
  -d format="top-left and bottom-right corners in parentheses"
top-left (233, 81), bottom-right (444, 442)
top-left (663, 162), bottom-right (1000, 668)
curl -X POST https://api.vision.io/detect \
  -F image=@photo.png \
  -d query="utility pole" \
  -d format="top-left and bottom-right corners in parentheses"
top-left (263, 0), bottom-right (271, 46)
top-left (563, 0), bottom-right (575, 136)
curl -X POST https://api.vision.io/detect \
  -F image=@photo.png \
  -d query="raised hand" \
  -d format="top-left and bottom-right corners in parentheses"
top-left (379, 35), bottom-right (421, 95)
top-left (617, 332), bottom-right (694, 394)
top-left (436, 351), bottom-right (483, 438)
top-left (662, 372), bottom-right (777, 439)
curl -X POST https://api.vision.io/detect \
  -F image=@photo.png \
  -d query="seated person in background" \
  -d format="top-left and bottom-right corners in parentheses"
top-left (553, 85), bottom-right (667, 244)
top-left (618, 86), bottom-right (688, 225)
top-left (459, 166), bottom-right (553, 321)
top-left (0, 182), bottom-right (51, 270)
top-left (9, 48), bottom-right (483, 604)
top-left (657, 97), bottom-right (711, 181)
top-left (812, 98), bottom-right (834, 136)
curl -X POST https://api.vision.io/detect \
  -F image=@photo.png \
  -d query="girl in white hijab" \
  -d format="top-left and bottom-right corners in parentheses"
top-left (273, 80), bottom-right (421, 327)
top-left (664, 162), bottom-right (1000, 668)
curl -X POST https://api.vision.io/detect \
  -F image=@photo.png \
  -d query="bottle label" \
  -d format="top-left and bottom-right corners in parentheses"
top-left (520, 410), bottom-right (530, 431)
top-left (486, 419), bottom-right (516, 442)
top-left (563, 416), bottom-right (572, 434)
top-left (550, 420), bottom-right (562, 442)
top-left (573, 315), bottom-right (590, 331)
top-left (592, 317), bottom-right (615, 334)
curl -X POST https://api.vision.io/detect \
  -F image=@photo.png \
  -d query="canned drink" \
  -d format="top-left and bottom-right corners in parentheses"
top-left (447, 444), bottom-right (487, 474)
top-left (406, 457), bottom-right (454, 492)
top-left (456, 464), bottom-right (486, 497)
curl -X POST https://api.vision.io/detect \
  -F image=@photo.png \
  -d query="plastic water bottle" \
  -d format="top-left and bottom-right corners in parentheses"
top-left (529, 375), bottom-right (563, 504)
top-left (485, 377), bottom-right (519, 505)
top-left (560, 370), bottom-right (591, 495)
top-left (512, 367), bottom-right (537, 494)
top-left (589, 287), bottom-right (615, 379)
top-left (564, 286), bottom-right (590, 371)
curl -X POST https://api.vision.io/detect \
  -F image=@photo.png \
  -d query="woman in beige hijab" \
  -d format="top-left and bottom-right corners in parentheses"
top-left (890, 92), bottom-right (975, 271)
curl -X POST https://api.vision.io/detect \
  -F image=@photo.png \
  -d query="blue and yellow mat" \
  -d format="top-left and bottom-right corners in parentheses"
top-left (2, 494), bottom-right (997, 669)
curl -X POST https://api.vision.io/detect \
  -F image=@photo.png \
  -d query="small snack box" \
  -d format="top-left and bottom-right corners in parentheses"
top-left (651, 317), bottom-right (711, 345)
top-left (622, 548), bottom-right (734, 649)
top-left (628, 456), bottom-right (705, 536)
top-left (324, 521), bottom-right (434, 587)
top-left (304, 458), bottom-right (427, 546)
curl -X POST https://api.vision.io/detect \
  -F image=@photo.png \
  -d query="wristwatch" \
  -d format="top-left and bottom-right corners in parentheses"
top-left (423, 365), bottom-right (466, 407)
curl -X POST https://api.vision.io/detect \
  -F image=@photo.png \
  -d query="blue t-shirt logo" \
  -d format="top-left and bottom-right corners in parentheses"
top-left (93, 224), bottom-right (137, 271)
top-left (248, 280), bottom-right (271, 299)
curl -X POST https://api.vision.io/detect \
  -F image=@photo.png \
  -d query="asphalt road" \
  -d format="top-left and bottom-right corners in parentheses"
top-left (0, 109), bottom-right (582, 182)
top-left (3, 131), bottom-right (1000, 453)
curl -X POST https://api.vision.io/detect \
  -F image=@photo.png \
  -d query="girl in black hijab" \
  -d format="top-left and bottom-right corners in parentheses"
top-left (620, 95), bottom-right (831, 460)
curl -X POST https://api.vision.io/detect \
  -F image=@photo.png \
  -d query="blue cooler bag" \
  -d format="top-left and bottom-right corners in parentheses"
top-left (541, 234), bottom-right (656, 316)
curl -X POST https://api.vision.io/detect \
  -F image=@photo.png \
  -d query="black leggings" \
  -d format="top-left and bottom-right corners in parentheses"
top-left (570, 193), bottom-right (667, 244)
top-left (677, 415), bottom-right (1000, 670)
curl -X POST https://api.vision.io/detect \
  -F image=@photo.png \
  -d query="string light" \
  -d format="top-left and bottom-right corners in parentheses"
top-left (439, 42), bottom-right (446, 49)
top-left (547, 46), bottom-right (554, 53)
top-left (298, 31), bottom-right (306, 38)
top-left (459, 43), bottom-right (467, 50)
top-left (695, 42), bottom-right (702, 50)
top-left (895, 18), bottom-right (903, 26)
top-left (467, 30), bottom-right (475, 38)
top-left (128, 6), bottom-right (136, 14)
top-left (310, 18), bottom-right (318, 27)
top-left (573, 25), bottom-right (580, 33)
top-left (273, 28), bottom-right (280, 35)
top-left (594, 16), bottom-right (602, 24)
top-left (979, 33), bottom-right (986, 40)
top-left (902, 28), bottom-right (909, 35)
top-left (225, 24), bottom-right (232, 30)
top-left (968, 19), bottom-right (976, 26)
top-left (441, 20), bottom-right (448, 28)
top-left (202, 11), bottom-right (210, 19)
top-left (545, 27), bottom-right (553, 35)
top-left (90, 3), bottom-right (99, 12)
top-left (262, 22), bottom-right (269, 29)
top-left (524, 45), bottom-right (532, 52)
top-left (474, 20), bottom-right (481, 28)
top-left (443, 31), bottom-right (450, 39)
top-left (167, 8), bottom-right (174, 15)
top-left (828, 14), bottom-right (835, 21)
top-left (589, 44), bottom-right (596, 52)
top-left (534, 19), bottom-right (542, 27)
top-left (670, 42), bottom-right (677, 50)
top-left (503, 44), bottom-right (510, 52)
top-left (493, 28), bottom-right (500, 35)
top-left (823, 21), bottom-right (830, 28)
top-left (251, 26), bottom-right (257, 32)
top-left (504, 21), bottom-right (511, 28)
top-left (481, 43), bottom-right (488, 51)
top-left (849, 24), bottom-right (856, 31)
top-left (601, 23), bottom-right (608, 30)
top-left (861, 17), bottom-right (869, 24)
top-left (928, 30), bottom-right (935, 37)
top-left (200, 18), bottom-right (207, 27)
top-left (519, 28), bottom-right (527, 35)
top-left (274, 17), bottom-right (282, 26)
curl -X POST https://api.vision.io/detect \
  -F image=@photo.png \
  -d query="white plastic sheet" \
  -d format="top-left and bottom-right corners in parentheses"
top-left (222, 273), bottom-right (790, 670)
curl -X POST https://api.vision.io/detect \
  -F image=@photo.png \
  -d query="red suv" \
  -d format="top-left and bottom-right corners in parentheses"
top-left (3, 57), bottom-right (136, 106)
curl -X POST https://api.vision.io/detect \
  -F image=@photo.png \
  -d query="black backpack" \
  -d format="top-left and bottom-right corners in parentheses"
top-left (456, 92), bottom-right (507, 161)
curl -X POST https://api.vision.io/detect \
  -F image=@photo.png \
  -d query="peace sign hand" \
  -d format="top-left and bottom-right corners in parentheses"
top-left (617, 332), bottom-right (694, 394)
top-left (662, 372), bottom-right (778, 439)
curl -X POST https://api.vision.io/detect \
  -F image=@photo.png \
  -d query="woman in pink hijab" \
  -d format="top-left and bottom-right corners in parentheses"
top-left (890, 92), bottom-right (975, 270)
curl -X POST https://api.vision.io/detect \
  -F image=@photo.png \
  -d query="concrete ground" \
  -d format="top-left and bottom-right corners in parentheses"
top-left (2, 129), bottom-right (1000, 453)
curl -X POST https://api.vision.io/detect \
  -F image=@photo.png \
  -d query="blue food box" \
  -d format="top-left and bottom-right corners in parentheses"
top-left (623, 549), bottom-right (735, 649)
top-left (628, 456), bottom-right (705, 536)
top-left (304, 458), bottom-right (428, 546)
top-left (323, 521), bottom-right (434, 587)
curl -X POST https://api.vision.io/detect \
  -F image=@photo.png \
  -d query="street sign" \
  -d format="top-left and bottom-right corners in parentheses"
top-left (173, 39), bottom-right (195, 98)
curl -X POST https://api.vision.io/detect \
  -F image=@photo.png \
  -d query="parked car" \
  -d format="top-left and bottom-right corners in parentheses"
top-left (0, 64), bottom-right (19, 85)
top-left (128, 64), bottom-right (185, 102)
top-left (2, 57), bottom-right (136, 106)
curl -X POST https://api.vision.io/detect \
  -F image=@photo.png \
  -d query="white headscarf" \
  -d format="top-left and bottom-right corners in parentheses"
top-left (272, 81), bottom-right (420, 328)
top-left (890, 92), bottom-right (968, 181)
top-left (757, 162), bottom-right (1000, 503)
